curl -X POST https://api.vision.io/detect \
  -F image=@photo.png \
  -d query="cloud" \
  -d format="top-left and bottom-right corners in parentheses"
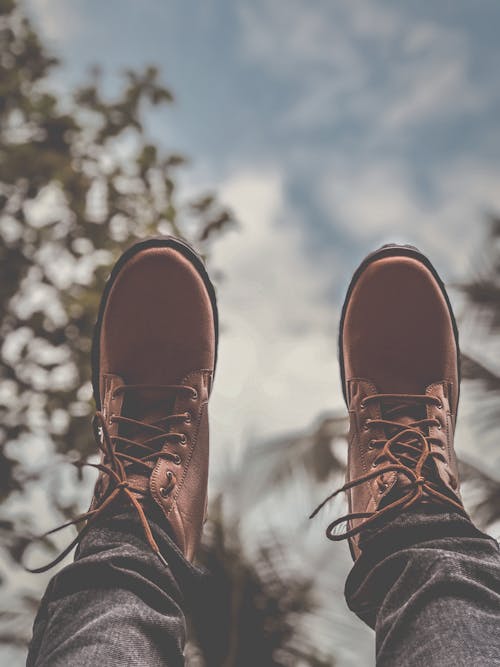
top-left (238, 0), bottom-right (487, 132)
top-left (318, 157), bottom-right (500, 276)
top-left (320, 161), bottom-right (421, 236)
top-left (25, 0), bottom-right (84, 44)
top-left (381, 46), bottom-right (482, 131)
top-left (235, 0), bottom-right (500, 297)
top-left (209, 167), bottom-right (342, 466)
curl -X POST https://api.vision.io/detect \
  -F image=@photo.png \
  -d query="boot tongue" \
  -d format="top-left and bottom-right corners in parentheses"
top-left (117, 388), bottom-right (177, 493)
top-left (377, 397), bottom-right (439, 505)
top-left (122, 389), bottom-right (177, 436)
top-left (381, 399), bottom-right (426, 436)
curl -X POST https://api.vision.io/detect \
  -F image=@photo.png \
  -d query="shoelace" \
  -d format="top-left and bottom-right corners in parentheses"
top-left (310, 393), bottom-right (466, 540)
top-left (26, 384), bottom-right (196, 573)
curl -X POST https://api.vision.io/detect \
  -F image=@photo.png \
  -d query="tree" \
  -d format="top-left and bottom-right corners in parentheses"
top-left (0, 0), bottom-right (235, 656)
top-left (2, 1), bottom-right (498, 663)
top-left (458, 216), bottom-right (500, 527)
top-left (0, 3), bottom-right (336, 665)
top-left (0, 0), bottom-right (234, 518)
top-left (214, 222), bottom-right (500, 663)
top-left (189, 496), bottom-right (333, 667)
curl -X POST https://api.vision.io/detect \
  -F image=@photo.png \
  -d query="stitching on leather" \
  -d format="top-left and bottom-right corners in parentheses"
top-left (150, 368), bottom-right (212, 510)
top-left (167, 399), bottom-right (207, 516)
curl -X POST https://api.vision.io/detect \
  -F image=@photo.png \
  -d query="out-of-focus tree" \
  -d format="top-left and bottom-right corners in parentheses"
top-left (2, 0), bottom-right (497, 663)
top-left (0, 0), bottom-right (233, 511)
top-left (458, 216), bottom-right (500, 527)
top-left (188, 496), bottom-right (333, 667)
top-left (202, 416), bottom-right (365, 665)
top-left (0, 3), bottom-right (339, 665)
top-left (219, 223), bottom-right (500, 662)
top-left (0, 0), bottom-right (236, 656)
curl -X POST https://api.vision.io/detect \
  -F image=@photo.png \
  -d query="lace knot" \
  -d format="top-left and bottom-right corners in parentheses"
top-left (25, 383), bottom-right (198, 573)
top-left (310, 392), bottom-right (466, 542)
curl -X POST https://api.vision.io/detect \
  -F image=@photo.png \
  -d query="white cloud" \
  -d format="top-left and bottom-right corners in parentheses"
top-left (382, 53), bottom-right (482, 131)
top-left (320, 161), bottom-right (421, 236)
top-left (236, 0), bottom-right (499, 294)
top-left (238, 0), bottom-right (486, 132)
top-left (319, 158), bottom-right (500, 277)
top-left (239, 0), bottom-right (392, 72)
top-left (25, 0), bottom-right (83, 44)
top-left (209, 168), bottom-right (342, 468)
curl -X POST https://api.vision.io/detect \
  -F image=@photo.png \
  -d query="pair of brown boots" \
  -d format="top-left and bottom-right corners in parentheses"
top-left (34, 237), bottom-right (467, 572)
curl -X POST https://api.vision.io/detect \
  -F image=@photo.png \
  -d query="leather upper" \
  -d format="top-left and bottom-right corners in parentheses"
top-left (92, 244), bottom-right (216, 562)
top-left (341, 252), bottom-right (464, 559)
top-left (343, 256), bottom-right (459, 398)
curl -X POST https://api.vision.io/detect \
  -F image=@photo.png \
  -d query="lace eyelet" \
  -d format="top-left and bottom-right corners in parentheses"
top-left (372, 460), bottom-right (378, 468)
top-left (368, 440), bottom-right (375, 450)
top-left (191, 389), bottom-right (198, 400)
top-left (436, 401), bottom-right (443, 409)
top-left (179, 433), bottom-right (187, 445)
top-left (360, 400), bottom-right (367, 409)
top-left (437, 422), bottom-right (442, 430)
top-left (160, 471), bottom-right (175, 497)
top-left (363, 420), bottom-right (371, 431)
top-left (173, 454), bottom-right (181, 465)
top-left (184, 412), bottom-right (192, 424)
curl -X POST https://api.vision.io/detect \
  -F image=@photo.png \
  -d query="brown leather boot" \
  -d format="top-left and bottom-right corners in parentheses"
top-left (311, 244), bottom-right (467, 560)
top-left (89, 237), bottom-right (217, 564)
top-left (28, 237), bottom-right (217, 573)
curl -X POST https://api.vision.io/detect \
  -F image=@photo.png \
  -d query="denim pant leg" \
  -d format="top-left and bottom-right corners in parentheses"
top-left (27, 512), bottom-right (204, 667)
top-left (345, 508), bottom-right (500, 667)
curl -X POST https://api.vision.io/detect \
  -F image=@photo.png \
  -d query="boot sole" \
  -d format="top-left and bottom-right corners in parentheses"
top-left (338, 243), bottom-right (461, 410)
top-left (91, 236), bottom-right (219, 410)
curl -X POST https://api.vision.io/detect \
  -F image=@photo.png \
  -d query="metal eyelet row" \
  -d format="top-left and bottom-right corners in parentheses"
top-left (158, 407), bottom-right (197, 499)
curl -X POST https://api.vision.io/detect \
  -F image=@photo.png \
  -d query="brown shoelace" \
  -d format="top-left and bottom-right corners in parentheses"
top-left (26, 384), bottom-right (196, 573)
top-left (310, 393), bottom-right (467, 540)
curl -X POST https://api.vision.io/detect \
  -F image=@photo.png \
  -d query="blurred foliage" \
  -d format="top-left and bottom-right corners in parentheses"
top-left (0, 0), bottom-right (235, 507)
top-left (1, 0), bottom-right (499, 664)
top-left (0, 2), bottom-right (336, 665)
top-left (458, 216), bottom-right (500, 528)
top-left (188, 497), bottom-right (333, 667)
top-left (459, 217), bottom-right (500, 330)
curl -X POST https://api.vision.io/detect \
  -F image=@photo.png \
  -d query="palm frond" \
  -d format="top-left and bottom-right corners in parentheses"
top-left (461, 352), bottom-right (500, 390)
top-left (226, 415), bottom-right (347, 514)
top-left (459, 460), bottom-right (500, 529)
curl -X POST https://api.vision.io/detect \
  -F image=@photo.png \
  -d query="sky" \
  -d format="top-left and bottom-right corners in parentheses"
top-left (8, 2), bottom-right (500, 664)
top-left (23, 0), bottom-right (500, 470)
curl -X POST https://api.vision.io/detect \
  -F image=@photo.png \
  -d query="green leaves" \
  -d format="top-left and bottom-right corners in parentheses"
top-left (0, 0), bottom-right (235, 561)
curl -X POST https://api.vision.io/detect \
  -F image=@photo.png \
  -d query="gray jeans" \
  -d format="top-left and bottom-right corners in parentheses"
top-left (27, 508), bottom-right (500, 666)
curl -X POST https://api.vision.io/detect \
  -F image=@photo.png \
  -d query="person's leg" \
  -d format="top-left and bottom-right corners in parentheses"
top-left (27, 237), bottom-right (218, 666)
top-left (345, 508), bottom-right (500, 667)
top-left (311, 244), bottom-right (500, 666)
top-left (28, 512), bottom-right (204, 667)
